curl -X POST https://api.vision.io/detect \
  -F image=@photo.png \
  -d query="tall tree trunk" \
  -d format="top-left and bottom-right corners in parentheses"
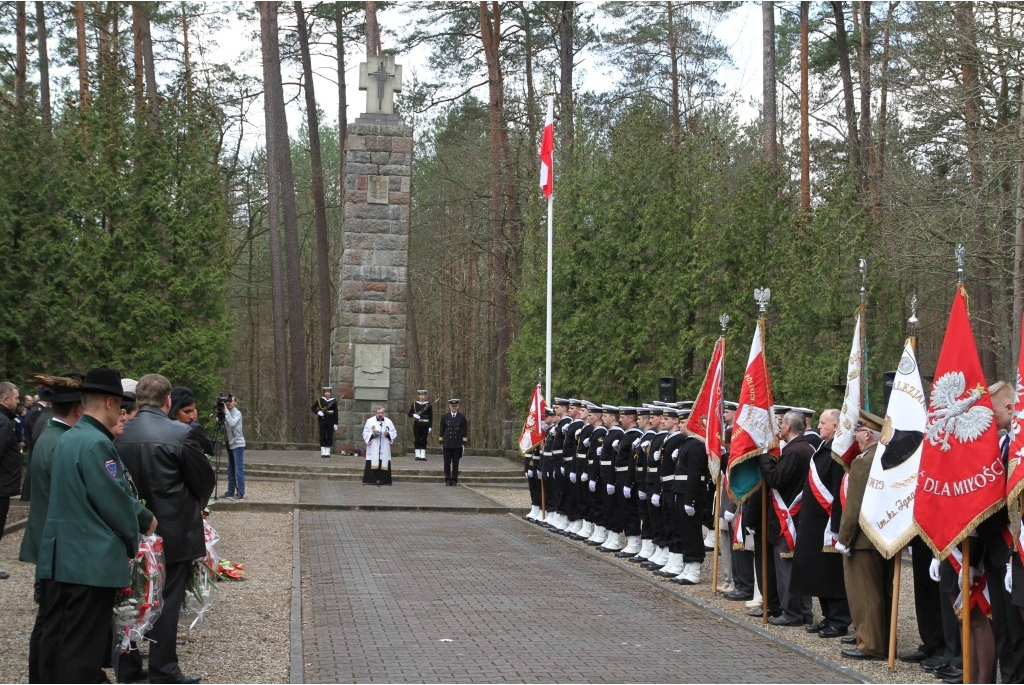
top-left (799, 1), bottom-right (809, 212)
top-left (1014, 84), bottom-right (1024, 366)
top-left (479, 1), bottom-right (512, 421)
top-left (259, 1), bottom-right (290, 441)
top-left (557, 1), bottom-right (574, 163)
top-left (14, 3), bottom-right (26, 109)
top-left (181, 3), bottom-right (192, 108)
top-left (762, 1), bottom-right (777, 165)
top-left (365, 1), bottom-right (380, 58)
top-left (139, 3), bottom-right (159, 131)
top-left (876, 2), bottom-right (895, 188)
top-left (668, 1), bottom-right (681, 151)
top-left (832, 2), bottom-right (861, 177)
top-left (36, 2), bottom-right (51, 138)
top-left (336, 3), bottom-right (348, 202)
top-left (858, 1), bottom-right (873, 199)
top-left (75, 1), bottom-right (89, 110)
top-left (132, 3), bottom-right (145, 115)
top-left (955, 2), bottom-right (996, 378)
top-left (295, 1), bottom-right (334, 383)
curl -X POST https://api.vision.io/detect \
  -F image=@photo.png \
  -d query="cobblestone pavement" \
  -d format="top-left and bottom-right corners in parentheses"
top-left (298, 506), bottom-right (856, 684)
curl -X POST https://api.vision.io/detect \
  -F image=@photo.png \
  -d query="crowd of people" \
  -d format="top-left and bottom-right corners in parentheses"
top-left (522, 396), bottom-right (1024, 683)
top-left (0, 370), bottom-right (239, 684)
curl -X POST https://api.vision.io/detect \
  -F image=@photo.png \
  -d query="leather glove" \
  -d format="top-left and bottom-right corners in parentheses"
top-left (581, 472), bottom-right (588, 482)
top-left (606, 483), bottom-right (615, 495)
top-left (684, 504), bottom-right (695, 517)
top-left (723, 510), bottom-right (735, 523)
top-left (569, 472), bottom-right (577, 483)
top-left (560, 467), bottom-right (565, 476)
top-left (1007, 563), bottom-right (1014, 594)
top-left (929, 558), bottom-right (941, 582)
top-left (835, 541), bottom-right (851, 556)
top-left (317, 410), bottom-right (324, 417)
top-left (651, 493), bottom-right (661, 507)
top-left (526, 469), bottom-right (534, 478)
top-left (623, 486), bottom-right (632, 498)
top-left (413, 413), bottom-right (421, 420)
top-left (653, 450), bottom-right (661, 462)
top-left (638, 490), bottom-right (647, 501)
top-left (588, 480), bottom-right (596, 493)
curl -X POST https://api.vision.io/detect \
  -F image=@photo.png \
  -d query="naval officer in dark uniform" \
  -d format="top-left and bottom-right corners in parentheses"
top-left (407, 389), bottom-right (433, 461)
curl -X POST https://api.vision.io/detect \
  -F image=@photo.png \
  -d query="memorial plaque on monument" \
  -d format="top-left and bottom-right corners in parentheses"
top-left (367, 175), bottom-right (389, 205)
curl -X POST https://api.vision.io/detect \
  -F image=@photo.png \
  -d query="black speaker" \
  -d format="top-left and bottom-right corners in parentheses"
top-left (658, 376), bottom-right (677, 403)
top-left (882, 370), bottom-right (897, 412)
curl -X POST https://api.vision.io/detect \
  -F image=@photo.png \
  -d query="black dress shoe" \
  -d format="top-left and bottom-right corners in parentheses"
top-left (840, 635), bottom-right (857, 645)
top-left (933, 665), bottom-right (963, 679)
top-left (150, 675), bottom-right (201, 684)
top-left (0, 571), bottom-right (9, 580)
top-left (921, 657), bottom-right (950, 672)
top-left (805, 619), bottom-right (828, 633)
top-left (841, 648), bottom-right (884, 661)
top-left (767, 615), bottom-right (803, 627)
top-left (898, 649), bottom-right (930, 663)
top-left (819, 626), bottom-right (848, 638)
top-left (941, 678), bottom-right (962, 685)
top-left (747, 607), bottom-right (782, 618)
top-left (723, 590), bottom-right (754, 601)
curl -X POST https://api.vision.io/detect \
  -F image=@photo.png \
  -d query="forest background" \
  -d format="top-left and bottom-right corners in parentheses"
top-left (1, 1), bottom-right (1022, 448)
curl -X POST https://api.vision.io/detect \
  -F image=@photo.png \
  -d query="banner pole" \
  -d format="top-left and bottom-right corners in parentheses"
top-left (962, 539), bottom-right (972, 684)
top-left (888, 552), bottom-right (901, 671)
top-left (545, 194), bottom-right (553, 406)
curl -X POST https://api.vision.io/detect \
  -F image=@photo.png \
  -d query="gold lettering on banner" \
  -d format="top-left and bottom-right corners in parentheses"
top-left (744, 373), bottom-right (756, 401)
top-left (920, 456), bottom-right (1005, 497)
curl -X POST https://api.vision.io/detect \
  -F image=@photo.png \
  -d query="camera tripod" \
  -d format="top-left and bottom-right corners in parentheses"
top-left (209, 419), bottom-right (226, 501)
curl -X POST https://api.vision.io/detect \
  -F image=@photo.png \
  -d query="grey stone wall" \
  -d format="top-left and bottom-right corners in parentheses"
top-left (332, 116), bottom-right (413, 453)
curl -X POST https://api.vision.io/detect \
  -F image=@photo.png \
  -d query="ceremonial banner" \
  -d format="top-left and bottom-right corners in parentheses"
top-left (685, 336), bottom-right (726, 478)
top-left (726, 319), bottom-right (779, 504)
top-left (539, 98), bottom-right (554, 199)
top-left (1006, 313), bottom-right (1024, 547)
top-left (832, 306), bottom-right (864, 467)
top-left (860, 339), bottom-right (927, 558)
top-left (915, 286), bottom-right (1004, 559)
top-left (518, 384), bottom-right (547, 454)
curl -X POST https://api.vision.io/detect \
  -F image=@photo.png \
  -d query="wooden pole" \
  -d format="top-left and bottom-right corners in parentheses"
top-left (712, 476), bottom-right (723, 595)
top-left (962, 539), bottom-right (972, 684)
top-left (761, 488), bottom-right (768, 624)
top-left (888, 551), bottom-right (902, 671)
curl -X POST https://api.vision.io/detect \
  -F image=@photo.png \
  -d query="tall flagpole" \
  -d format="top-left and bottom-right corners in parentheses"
top-left (546, 192), bottom-right (553, 404)
top-left (754, 287), bottom-right (771, 626)
top-left (955, 244), bottom-right (972, 685)
top-left (542, 94), bottom-right (554, 405)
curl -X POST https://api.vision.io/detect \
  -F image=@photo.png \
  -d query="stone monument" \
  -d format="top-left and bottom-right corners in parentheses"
top-left (332, 54), bottom-right (413, 453)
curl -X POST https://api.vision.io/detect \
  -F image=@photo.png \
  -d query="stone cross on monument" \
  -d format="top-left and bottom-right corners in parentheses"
top-left (358, 55), bottom-right (403, 116)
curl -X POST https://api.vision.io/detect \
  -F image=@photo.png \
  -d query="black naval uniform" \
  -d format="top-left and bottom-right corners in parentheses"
top-left (312, 394), bottom-right (339, 448)
top-left (407, 399), bottom-right (433, 450)
top-left (586, 424), bottom-right (608, 528)
top-left (657, 429), bottom-right (685, 556)
top-left (562, 415), bottom-right (586, 524)
top-left (640, 425), bottom-right (667, 550)
top-left (525, 444), bottom-right (544, 511)
top-left (672, 434), bottom-right (712, 566)
top-left (615, 424), bottom-right (644, 539)
top-left (573, 420), bottom-right (594, 528)
top-left (438, 407), bottom-right (469, 485)
top-left (549, 414), bottom-right (571, 518)
top-left (601, 421), bottom-right (624, 533)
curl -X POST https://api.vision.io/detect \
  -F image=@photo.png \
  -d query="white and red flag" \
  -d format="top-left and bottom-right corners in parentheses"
top-left (914, 286), bottom-right (1004, 559)
top-left (1005, 314), bottom-right (1024, 549)
top-left (859, 338), bottom-right (927, 558)
top-left (686, 336), bottom-right (726, 479)
top-left (832, 306), bottom-right (865, 468)
top-left (539, 97), bottom-right (554, 199)
top-left (518, 384), bottom-right (547, 455)
top-left (726, 318), bottom-right (780, 504)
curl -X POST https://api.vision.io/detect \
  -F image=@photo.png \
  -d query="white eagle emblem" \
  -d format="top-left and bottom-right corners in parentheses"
top-left (925, 371), bottom-right (993, 451)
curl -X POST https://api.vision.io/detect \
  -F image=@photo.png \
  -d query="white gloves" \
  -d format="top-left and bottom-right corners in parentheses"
top-left (588, 480), bottom-right (596, 492)
top-left (723, 510), bottom-right (735, 523)
top-left (684, 505), bottom-right (695, 517)
top-left (527, 469), bottom-right (534, 478)
top-left (581, 472), bottom-right (589, 482)
top-left (569, 472), bottom-right (577, 483)
top-left (653, 450), bottom-right (661, 462)
top-left (929, 558), bottom-right (941, 582)
top-left (536, 470), bottom-right (543, 480)
top-left (583, 438), bottom-right (590, 448)
top-left (333, 424), bottom-right (338, 431)
top-left (671, 449), bottom-right (679, 461)
top-left (638, 490), bottom-right (647, 501)
top-left (549, 426), bottom-right (556, 436)
top-left (835, 541), bottom-right (851, 556)
top-left (596, 447), bottom-right (603, 456)
top-left (612, 440), bottom-right (620, 450)
top-left (413, 413), bottom-right (421, 420)
top-left (640, 440), bottom-right (651, 452)
top-left (318, 410), bottom-right (324, 417)
top-left (1007, 563), bottom-right (1014, 594)
top-left (560, 467), bottom-right (565, 476)
top-left (623, 486), bottom-right (632, 498)
top-left (651, 493), bottom-right (661, 507)
top-left (606, 483), bottom-right (615, 495)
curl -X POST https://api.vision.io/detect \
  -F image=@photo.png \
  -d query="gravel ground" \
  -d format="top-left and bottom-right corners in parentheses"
top-left (0, 499), bottom-right (292, 683)
top-left (475, 486), bottom-right (932, 685)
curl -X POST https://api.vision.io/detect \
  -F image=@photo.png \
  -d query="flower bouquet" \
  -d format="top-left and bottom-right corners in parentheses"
top-left (113, 534), bottom-right (164, 653)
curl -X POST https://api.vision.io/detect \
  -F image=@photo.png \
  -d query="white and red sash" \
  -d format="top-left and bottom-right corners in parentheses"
top-left (808, 460), bottom-right (836, 549)
top-left (771, 489), bottom-right (803, 554)
top-left (732, 508), bottom-right (744, 550)
top-left (948, 547), bottom-right (992, 617)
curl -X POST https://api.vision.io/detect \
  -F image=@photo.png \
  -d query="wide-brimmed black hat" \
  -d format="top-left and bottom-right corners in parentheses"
top-left (81, 368), bottom-right (129, 399)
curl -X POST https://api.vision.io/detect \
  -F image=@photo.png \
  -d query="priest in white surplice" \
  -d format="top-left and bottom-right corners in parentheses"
top-left (362, 405), bottom-right (397, 486)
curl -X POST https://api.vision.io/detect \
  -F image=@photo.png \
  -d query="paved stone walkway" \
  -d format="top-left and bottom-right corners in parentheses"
top-left (296, 482), bottom-right (856, 684)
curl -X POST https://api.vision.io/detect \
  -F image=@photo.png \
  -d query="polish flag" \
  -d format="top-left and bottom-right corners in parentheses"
top-left (1005, 314), bottom-right (1024, 549)
top-left (686, 336), bottom-right (726, 479)
top-left (518, 384), bottom-right (547, 454)
top-left (539, 97), bottom-right (554, 199)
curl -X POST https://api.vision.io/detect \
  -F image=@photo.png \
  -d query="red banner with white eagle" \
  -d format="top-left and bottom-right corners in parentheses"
top-left (1006, 313), bottom-right (1024, 549)
top-left (685, 335), bottom-right (726, 478)
top-left (518, 384), bottom-right (547, 455)
top-left (914, 285), bottom-right (1004, 559)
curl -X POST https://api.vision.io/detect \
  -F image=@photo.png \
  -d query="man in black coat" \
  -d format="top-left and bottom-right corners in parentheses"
top-left (0, 381), bottom-right (22, 580)
top-left (758, 410), bottom-right (816, 626)
top-left (438, 398), bottom-right (468, 486)
top-left (116, 374), bottom-right (215, 684)
top-left (790, 408), bottom-right (851, 638)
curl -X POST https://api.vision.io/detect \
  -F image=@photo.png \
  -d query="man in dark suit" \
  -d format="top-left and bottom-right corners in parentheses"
top-left (439, 398), bottom-right (469, 486)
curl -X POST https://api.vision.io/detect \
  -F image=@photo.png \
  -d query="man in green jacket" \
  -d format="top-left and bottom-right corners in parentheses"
top-left (35, 368), bottom-right (156, 683)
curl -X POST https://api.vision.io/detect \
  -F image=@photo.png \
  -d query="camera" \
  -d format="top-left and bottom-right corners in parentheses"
top-left (214, 393), bottom-right (231, 424)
